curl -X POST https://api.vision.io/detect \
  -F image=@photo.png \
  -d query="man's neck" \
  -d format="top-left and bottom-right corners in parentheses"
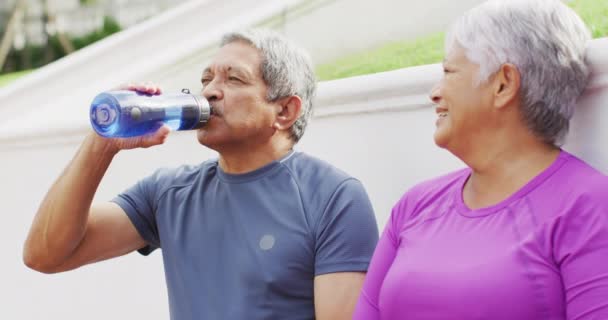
top-left (217, 138), bottom-right (294, 174)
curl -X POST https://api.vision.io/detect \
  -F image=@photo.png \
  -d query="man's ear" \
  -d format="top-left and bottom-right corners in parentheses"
top-left (273, 95), bottom-right (302, 130)
top-left (493, 63), bottom-right (521, 110)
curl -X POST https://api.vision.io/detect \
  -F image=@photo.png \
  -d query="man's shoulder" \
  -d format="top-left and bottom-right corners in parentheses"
top-left (280, 151), bottom-right (357, 189)
top-left (277, 152), bottom-right (371, 217)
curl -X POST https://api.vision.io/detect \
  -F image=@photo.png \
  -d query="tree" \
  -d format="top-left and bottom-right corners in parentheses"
top-left (0, 0), bottom-right (27, 70)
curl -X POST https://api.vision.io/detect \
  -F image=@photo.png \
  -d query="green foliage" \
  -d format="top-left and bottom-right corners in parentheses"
top-left (1, 16), bottom-right (121, 74)
top-left (71, 16), bottom-right (121, 50)
top-left (316, 0), bottom-right (608, 80)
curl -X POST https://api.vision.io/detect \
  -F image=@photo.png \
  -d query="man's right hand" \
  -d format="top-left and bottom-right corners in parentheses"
top-left (22, 81), bottom-right (167, 273)
top-left (90, 125), bottom-right (171, 154)
top-left (92, 82), bottom-right (171, 154)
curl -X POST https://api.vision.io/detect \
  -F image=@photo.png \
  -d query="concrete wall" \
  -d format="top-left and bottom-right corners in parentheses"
top-left (0, 0), bottom-right (487, 123)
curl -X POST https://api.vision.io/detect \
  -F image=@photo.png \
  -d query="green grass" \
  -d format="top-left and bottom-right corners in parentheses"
top-left (0, 70), bottom-right (32, 87)
top-left (316, 0), bottom-right (608, 80)
top-left (569, 0), bottom-right (608, 39)
top-left (1, 0), bottom-right (606, 85)
top-left (316, 33), bottom-right (445, 81)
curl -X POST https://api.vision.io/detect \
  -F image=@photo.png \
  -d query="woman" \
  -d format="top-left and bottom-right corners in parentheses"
top-left (354, 0), bottom-right (608, 319)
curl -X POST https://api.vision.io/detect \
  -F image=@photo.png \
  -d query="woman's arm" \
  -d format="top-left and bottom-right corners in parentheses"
top-left (353, 219), bottom-right (400, 319)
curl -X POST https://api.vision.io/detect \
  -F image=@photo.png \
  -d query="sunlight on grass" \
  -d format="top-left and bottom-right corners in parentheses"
top-left (316, 33), bottom-right (445, 81)
top-left (0, 70), bottom-right (32, 87)
top-left (569, 0), bottom-right (608, 39)
top-left (316, 0), bottom-right (608, 80)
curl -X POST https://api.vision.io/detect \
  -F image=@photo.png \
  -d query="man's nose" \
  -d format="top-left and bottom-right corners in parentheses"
top-left (202, 80), bottom-right (223, 101)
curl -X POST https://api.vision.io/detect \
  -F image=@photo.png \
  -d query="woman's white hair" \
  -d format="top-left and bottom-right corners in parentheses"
top-left (446, 0), bottom-right (591, 145)
top-left (221, 29), bottom-right (316, 143)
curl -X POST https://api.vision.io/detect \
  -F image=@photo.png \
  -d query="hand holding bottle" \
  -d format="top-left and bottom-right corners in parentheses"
top-left (90, 82), bottom-right (211, 138)
top-left (88, 83), bottom-right (172, 155)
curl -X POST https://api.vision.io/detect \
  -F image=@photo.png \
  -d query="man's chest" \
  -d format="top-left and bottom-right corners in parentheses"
top-left (156, 190), bottom-right (317, 297)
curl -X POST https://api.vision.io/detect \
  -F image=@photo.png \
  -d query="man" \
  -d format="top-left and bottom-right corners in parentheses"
top-left (23, 29), bottom-right (378, 319)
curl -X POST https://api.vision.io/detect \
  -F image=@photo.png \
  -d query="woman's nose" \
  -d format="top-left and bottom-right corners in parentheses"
top-left (429, 83), bottom-right (441, 104)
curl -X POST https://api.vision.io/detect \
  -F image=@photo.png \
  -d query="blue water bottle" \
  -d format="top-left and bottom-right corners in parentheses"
top-left (90, 89), bottom-right (212, 138)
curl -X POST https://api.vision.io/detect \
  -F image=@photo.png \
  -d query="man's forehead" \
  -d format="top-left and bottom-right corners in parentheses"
top-left (203, 62), bottom-right (252, 75)
top-left (203, 42), bottom-right (261, 73)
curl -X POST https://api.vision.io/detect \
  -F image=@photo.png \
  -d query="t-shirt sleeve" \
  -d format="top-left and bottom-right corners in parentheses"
top-left (353, 192), bottom-right (409, 320)
top-left (555, 194), bottom-right (608, 319)
top-left (313, 178), bottom-right (379, 275)
top-left (111, 169), bottom-right (166, 255)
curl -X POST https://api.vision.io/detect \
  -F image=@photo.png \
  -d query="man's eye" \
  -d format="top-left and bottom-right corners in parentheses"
top-left (228, 76), bottom-right (242, 82)
top-left (201, 78), bottom-right (211, 85)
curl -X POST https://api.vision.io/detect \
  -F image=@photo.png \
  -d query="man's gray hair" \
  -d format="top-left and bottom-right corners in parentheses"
top-left (221, 29), bottom-right (316, 143)
top-left (446, 0), bottom-right (591, 145)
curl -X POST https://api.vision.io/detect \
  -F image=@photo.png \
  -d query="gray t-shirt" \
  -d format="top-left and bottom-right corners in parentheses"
top-left (113, 151), bottom-right (379, 320)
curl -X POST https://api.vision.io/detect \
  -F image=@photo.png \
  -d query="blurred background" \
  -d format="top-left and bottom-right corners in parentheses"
top-left (0, 0), bottom-right (180, 81)
top-left (1, 0), bottom-right (605, 87)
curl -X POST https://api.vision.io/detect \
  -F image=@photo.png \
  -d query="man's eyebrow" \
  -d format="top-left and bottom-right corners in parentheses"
top-left (201, 65), bottom-right (253, 79)
top-left (226, 66), bottom-right (253, 78)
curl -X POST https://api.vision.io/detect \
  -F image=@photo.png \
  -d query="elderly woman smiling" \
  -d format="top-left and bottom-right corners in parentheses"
top-left (354, 0), bottom-right (608, 319)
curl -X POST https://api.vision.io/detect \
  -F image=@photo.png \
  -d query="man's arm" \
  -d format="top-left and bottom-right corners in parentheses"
top-left (314, 272), bottom-right (366, 320)
top-left (311, 178), bottom-right (379, 319)
top-left (22, 129), bottom-right (168, 273)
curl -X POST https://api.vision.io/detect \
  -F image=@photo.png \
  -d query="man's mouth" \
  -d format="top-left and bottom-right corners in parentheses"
top-left (209, 105), bottom-right (222, 117)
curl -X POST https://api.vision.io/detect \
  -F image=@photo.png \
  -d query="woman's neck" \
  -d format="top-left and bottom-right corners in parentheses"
top-left (460, 137), bottom-right (560, 209)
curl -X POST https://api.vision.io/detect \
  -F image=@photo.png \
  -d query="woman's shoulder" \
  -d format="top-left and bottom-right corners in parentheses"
top-left (391, 168), bottom-right (470, 223)
top-left (556, 151), bottom-right (608, 202)
top-left (525, 151), bottom-right (608, 225)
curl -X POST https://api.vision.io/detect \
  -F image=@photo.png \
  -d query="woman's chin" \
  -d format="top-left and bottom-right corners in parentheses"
top-left (433, 130), bottom-right (450, 149)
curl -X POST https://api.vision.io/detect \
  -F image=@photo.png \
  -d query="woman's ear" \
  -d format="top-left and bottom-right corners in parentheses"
top-left (273, 95), bottom-right (302, 130)
top-left (494, 63), bottom-right (521, 110)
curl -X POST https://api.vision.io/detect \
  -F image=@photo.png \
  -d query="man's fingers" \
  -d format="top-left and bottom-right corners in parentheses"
top-left (113, 82), bottom-right (162, 95)
top-left (142, 125), bottom-right (171, 147)
top-left (143, 81), bottom-right (161, 95)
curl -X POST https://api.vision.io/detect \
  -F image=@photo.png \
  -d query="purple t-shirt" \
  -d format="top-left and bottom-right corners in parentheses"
top-left (354, 150), bottom-right (608, 320)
